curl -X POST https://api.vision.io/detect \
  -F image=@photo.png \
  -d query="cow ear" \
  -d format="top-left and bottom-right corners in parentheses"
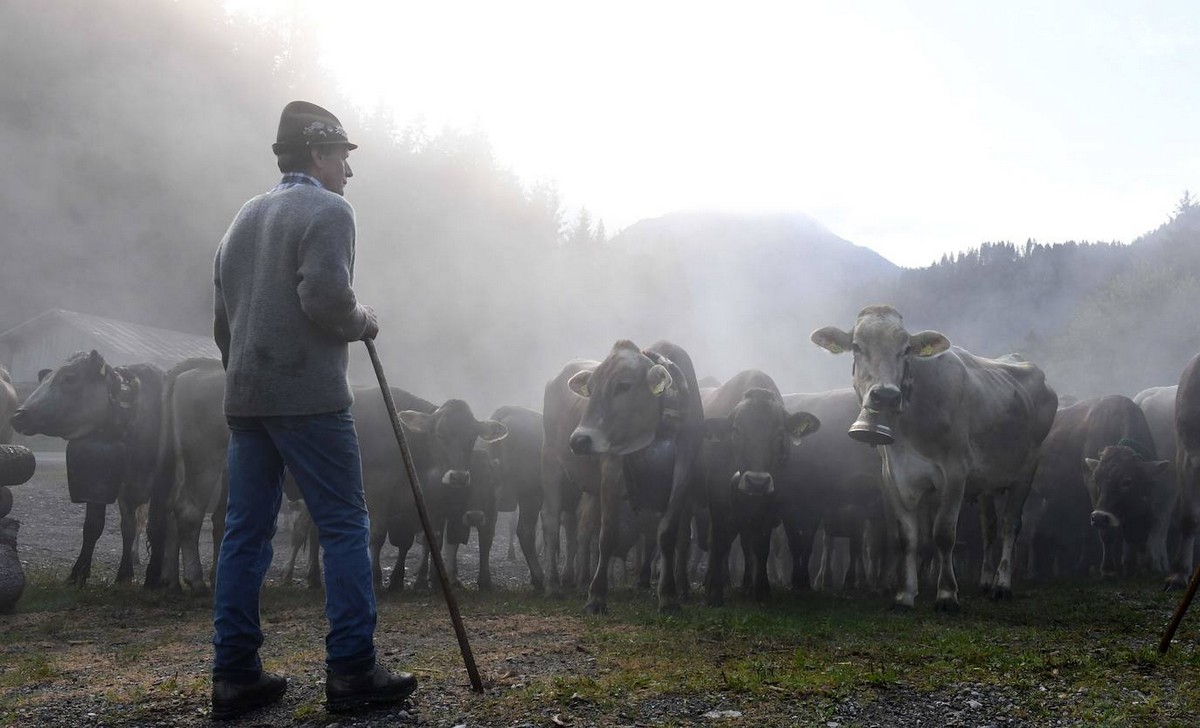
top-left (477, 419), bottom-right (508, 443)
top-left (910, 331), bottom-right (951, 358)
top-left (811, 326), bottom-right (852, 355)
top-left (647, 364), bottom-right (672, 396)
top-left (704, 417), bottom-right (733, 441)
top-left (568, 370), bottom-right (592, 398)
top-left (398, 410), bottom-right (433, 433)
top-left (786, 411), bottom-right (821, 445)
top-left (1147, 460), bottom-right (1171, 476)
top-left (1084, 458), bottom-right (1100, 474)
top-left (37, 368), bottom-right (53, 383)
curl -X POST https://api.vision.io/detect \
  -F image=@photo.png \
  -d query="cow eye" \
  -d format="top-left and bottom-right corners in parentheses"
top-left (901, 344), bottom-right (912, 358)
top-left (614, 382), bottom-right (632, 395)
top-left (851, 343), bottom-right (862, 355)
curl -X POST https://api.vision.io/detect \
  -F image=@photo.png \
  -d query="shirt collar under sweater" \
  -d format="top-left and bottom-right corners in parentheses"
top-left (271, 172), bottom-right (325, 192)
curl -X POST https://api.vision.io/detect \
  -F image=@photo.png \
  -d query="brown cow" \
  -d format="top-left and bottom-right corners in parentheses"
top-left (563, 340), bottom-right (703, 614)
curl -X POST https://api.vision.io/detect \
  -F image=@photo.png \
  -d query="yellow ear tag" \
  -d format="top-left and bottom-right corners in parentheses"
top-left (579, 383), bottom-right (589, 398)
top-left (99, 364), bottom-right (108, 377)
top-left (919, 344), bottom-right (936, 357)
top-left (827, 343), bottom-right (843, 354)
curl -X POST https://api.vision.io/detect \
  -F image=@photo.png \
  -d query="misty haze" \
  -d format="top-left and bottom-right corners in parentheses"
top-left (3, 2), bottom-right (1200, 726)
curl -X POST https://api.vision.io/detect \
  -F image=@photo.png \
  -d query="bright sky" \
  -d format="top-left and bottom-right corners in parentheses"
top-left (227, 0), bottom-right (1199, 268)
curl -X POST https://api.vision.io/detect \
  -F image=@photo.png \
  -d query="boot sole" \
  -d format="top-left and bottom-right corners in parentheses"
top-left (326, 680), bottom-right (417, 713)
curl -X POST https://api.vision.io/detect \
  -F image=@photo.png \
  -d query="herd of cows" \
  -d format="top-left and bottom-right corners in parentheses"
top-left (4, 304), bottom-right (1200, 615)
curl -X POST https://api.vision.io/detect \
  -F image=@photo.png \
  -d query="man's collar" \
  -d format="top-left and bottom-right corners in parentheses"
top-left (271, 172), bottom-right (325, 192)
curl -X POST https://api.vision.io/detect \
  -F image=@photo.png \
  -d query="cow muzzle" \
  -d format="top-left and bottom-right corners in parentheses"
top-left (1090, 509), bottom-right (1120, 528)
top-left (848, 407), bottom-right (895, 446)
top-left (569, 427), bottom-right (611, 456)
top-left (442, 470), bottom-right (471, 487)
top-left (9, 409), bottom-right (35, 436)
top-left (734, 471), bottom-right (774, 496)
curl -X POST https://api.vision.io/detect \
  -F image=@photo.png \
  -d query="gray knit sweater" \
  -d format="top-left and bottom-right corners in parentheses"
top-left (213, 184), bottom-right (369, 416)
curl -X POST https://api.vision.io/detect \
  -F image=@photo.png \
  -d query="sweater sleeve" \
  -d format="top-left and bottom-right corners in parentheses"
top-left (296, 201), bottom-right (370, 341)
top-left (213, 249), bottom-right (231, 369)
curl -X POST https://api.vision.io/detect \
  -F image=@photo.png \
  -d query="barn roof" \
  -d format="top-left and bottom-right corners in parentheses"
top-left (0, 308), bottom-right (219, 365)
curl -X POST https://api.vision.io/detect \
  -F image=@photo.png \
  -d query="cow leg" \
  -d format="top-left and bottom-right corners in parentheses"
top-left (749, 526), bottom-right (771, 603)
top-left (932, 481), bottom-right (964, 612)
top-left (783, 522), bottom-right (813, 591)
top-left (443, 538), bottom-right (462, 589)
top-left (815, 526), bottom-right (833, 591)
top-left (478, 512), bottom-right (496, 590)
top-left (177, 495), bottom-right (207, 593)
top-left (369, 515), bottom-right (388, 589)
top-left (305, 517), bottom-right (321, 589)
top-left (516, 498), bottom-right (544, 591)
top-left (1168, 451), bottom-right (1199, 589)
top-left (585, 459), bottom-right (622, 615)
top-left (68, 503), bottom-right (106, 586)
top-left (1097, 525), bottom-right (1120, 577)
top-left (847, 524), bottom-right (864, 591)
top-left (160, 498), bottom-right (183, 591)
top-left (506, 513), bottom-right (518, 562)
top-left (655, 455), bottom-right (693, 614)
top-left (705, 511), bottom-right (734, 606)
top-left (562, 500), bottom-right (581, 591)
top-left (116, 498), bottom-right (138, 584)
top-left (540, 458), bottom-right (565, 597)
top-left (976, 495), bottom-right (998, 593)
top-left (672, 508), bottom-right (690, 599)
top-left (992, 480), bottom-right (1030, 600)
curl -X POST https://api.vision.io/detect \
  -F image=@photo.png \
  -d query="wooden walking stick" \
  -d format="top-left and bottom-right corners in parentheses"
top-left (365, 339), bottom-right (484, 692)
top-left (1159, 560), bottom-right (1200, 654)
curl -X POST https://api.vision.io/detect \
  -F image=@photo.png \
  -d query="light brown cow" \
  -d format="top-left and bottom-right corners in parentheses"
top-left (812, 306), bottom-right (1057, 610)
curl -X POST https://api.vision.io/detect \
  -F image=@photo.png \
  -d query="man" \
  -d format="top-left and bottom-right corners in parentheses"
top-left (210, 100), bottom-right (416, 720)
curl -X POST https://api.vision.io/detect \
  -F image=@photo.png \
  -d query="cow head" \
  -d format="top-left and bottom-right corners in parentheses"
top-left (11, 350), bottom-right (117, 440)
top-left (398, 399), bottom-right (507, 491)
top-left (811, 305), bottom-right (949, 444)
top-left (568, 340), bottom-right (673, 456)
top-left (704, 388), bottom-right (820, 496)
top-left (1085, 444), bottom-right (1170, 529)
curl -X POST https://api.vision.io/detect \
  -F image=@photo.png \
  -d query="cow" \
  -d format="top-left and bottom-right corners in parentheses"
top-left (564, 340), bottom-right (704, 615)
top-left (1082, 396), bottom-right (1172, 574)
top-left (142, 358), bottom-right (228, 592)
top-left (812, 306), bottom-right (1057, 610)
top-left (481, 406), bottom-right (546, 590)
top-left (1169, 354), bottom-right (1200, 590)
top-left (780, 389), bottom-right (884, 593)
top-left (0, 366), bottom-right (17, 444)
top-left (10, 350), bottom-right (170, 586)
top-left (540, 360), bottom-right (594, 599)
top-left (698, 370), bottom-right (820, 605)
top-left (374, 399), bottom-right (508, 591)
top-left (1134, 386), bottom-right (1177, 493)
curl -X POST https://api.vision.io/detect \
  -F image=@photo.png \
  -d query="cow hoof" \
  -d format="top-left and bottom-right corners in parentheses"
top-left (888, 602), bottom-right (914, 614)
top-left (934, 597), bottom-right (961, 613)
top-left (478, 581), bottom-right (493, 592)
top-left (658, 601), bottom-right (682, 615)
top-left (991, 587), bottom-right (1013, 602)
top-left (585, 601), bottom-right (607, 616)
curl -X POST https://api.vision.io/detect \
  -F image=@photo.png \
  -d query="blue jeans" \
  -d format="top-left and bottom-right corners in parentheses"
top-left (212, 409), bottom-right (377, 682)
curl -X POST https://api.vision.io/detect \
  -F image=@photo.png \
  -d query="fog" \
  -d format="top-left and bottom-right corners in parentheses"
top-left (2, 1), bottom-right (1199, 419)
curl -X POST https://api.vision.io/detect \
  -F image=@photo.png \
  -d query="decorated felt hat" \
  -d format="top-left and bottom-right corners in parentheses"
top-left (272, 100), bottom-right (358, 154)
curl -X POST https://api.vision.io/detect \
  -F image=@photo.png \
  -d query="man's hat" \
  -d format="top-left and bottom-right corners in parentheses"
top-left (272, 100), bottom-right (358, 154)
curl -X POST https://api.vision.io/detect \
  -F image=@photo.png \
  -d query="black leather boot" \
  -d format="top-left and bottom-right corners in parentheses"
top-left (211, 671), bottom-right (287, 721)
top-left (326, 664), bottom-right (417, 713)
